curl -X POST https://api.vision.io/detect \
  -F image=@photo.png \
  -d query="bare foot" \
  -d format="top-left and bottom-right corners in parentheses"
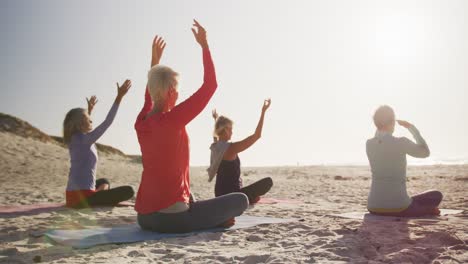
top-left (96, 184), bottom-right (110, 192)
top-left (250, 196), bottom-right (261, 205)
top-left (432, 208), bottom-right (441, 216)
top-left (219, 218), bottom-right (235, 228)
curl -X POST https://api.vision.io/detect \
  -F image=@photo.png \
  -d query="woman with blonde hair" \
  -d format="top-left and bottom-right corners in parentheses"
top-left (63, 81), bottom-right (134, 208)
top-left (207, 100), bottom-right (273, 204)
top-left (135, 20), bottom-right (248, 233)
top-left (366, 105), bottom-right (442, 217)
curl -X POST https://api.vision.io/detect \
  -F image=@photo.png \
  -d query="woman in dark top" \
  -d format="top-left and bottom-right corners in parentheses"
top-left (208, 99), bottom-right (273, 204)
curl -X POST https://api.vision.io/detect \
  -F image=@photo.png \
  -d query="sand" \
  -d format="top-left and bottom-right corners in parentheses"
top-left (0, 131), bottom-right (467, 263)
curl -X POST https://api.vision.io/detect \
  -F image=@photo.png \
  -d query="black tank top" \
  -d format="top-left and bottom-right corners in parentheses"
top-left (214, 156), bottom-right (242, 197)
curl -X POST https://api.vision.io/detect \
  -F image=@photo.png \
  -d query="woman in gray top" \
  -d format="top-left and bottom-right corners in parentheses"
top-left (366, 105), bottom-right (442, 217)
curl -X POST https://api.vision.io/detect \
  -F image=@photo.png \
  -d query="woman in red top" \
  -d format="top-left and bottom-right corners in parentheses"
top-left (135, 20), bottom-right (248, 233)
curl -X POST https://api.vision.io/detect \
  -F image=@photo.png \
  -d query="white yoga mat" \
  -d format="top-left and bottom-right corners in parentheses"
top-left (329, 209), bottom-right (463, 221)
top-left (45, 215), bottom-right (297, 249)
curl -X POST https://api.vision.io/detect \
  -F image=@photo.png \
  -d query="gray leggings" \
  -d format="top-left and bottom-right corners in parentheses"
top-left (137, 192), bottom-right (249, 233)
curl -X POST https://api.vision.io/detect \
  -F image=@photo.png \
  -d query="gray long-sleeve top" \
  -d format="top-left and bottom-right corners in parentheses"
top-left (66, 103), bottom-right (119, 191)
top-left (366, 125), bottom-right (430, 212)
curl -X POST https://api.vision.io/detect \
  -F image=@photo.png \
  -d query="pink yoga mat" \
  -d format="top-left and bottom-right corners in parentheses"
top-left (0, 203), bottom-right (65, 213)
top-left (0, 201), bottom-right (134, 214)
top-left (256, 197), bottom-right (302, 204)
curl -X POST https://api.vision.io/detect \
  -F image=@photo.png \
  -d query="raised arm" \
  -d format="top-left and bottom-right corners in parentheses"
top-left (82, 80), bottom-right (131, 144)
top-left (165, 19), bottom-right (217, 127)
top-left (212, 109), bottom-right (219, 143)
top-left (397, 120), bottom-right (430, 158)
top-left (224, 99), bottom-right (271, 159)
top-left (137, 36), bottom-right (166, 120)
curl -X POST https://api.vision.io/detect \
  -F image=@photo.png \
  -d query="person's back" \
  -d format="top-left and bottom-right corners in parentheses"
top-left (366, 105), bottom-right (441, 217)
top-left (366, 132), bottom-right (413, 212)
top-left (135, 22), bottom-right (249, 234)
top-left (66, 132), bottom-right (99, 191)
top-left (135, 109), bottom-right (192, 214)
top-left (215, 156), bottom-right (242, 196)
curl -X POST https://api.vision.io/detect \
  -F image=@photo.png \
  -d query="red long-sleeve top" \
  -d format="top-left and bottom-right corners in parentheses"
top-left (134, 48), bottom-right (217, 214)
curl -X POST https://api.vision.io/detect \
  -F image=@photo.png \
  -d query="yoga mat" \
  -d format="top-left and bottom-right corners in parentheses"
top-left (329, 209), bottom-right (464, 221)
top-left (0, 201), bottom-right (134, 217)
top-left (0, 203), bottom-right (65, 214)
top-left (256, 197), bottom-right (302, 205)
top-left (45, 215), bottom-right (297, 249)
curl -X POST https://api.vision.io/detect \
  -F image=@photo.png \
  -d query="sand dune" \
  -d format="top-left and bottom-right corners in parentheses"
top-left (0, 114), bottom-right (467, 263)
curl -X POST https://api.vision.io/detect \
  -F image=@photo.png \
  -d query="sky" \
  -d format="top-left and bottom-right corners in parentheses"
top-left (1, 0), bottom-right (468, 166)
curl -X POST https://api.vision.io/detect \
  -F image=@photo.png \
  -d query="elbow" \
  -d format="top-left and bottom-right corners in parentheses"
top-left (254, 132), bottom-right (261, 141)
top-left (419, 147), bottom-right (430, 158)
top-left (203, 75), bottom-right (217, 90)
top-left (210, 79), bottom-right (218, 90)
top-left (423, 148), bottom-right (430, 158)
top-left (423, 144), bottom-right (430, 158)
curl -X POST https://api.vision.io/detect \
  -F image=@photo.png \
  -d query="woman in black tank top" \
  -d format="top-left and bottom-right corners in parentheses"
top-left (209, 100), bottom-right (273, 204)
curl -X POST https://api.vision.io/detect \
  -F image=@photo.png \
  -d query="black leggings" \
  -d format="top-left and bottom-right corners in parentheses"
top-left (240, 177), bottom-right (273, 204)
top-left (73, 179), bottom-right (134, 209)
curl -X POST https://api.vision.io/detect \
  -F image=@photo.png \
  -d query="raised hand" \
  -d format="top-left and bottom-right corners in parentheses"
top-left (86, 95), bottom-right (98, 115)
top-left (262, 99), bottom-right (271, 113)
top-left (151, 35), bottom-right (166, 67)
top-left (116, 79), bottom-right (132, 100)
top-left (212, 109), bottom-right (218, 120)
top-left (191, 19), bottom-right (208, 49)
top-left (397, 120), bottom-right (413, 129)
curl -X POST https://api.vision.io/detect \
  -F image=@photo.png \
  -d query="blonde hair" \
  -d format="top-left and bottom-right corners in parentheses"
top-left (373, 105), bottom-right (395, 129)
top-left (147, 65), bottom-right (179, 107)
top-left (63, 108), bottom-right (86, 144)
top-left (214, 116), bottom-right (233, 138)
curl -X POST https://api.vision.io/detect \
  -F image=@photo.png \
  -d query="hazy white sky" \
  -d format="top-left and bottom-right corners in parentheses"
top-left (1, 0), bottom-right (467, 166)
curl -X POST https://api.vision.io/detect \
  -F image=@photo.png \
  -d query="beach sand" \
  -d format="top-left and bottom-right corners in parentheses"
top-left (0, 131), bottom-right (467, 263)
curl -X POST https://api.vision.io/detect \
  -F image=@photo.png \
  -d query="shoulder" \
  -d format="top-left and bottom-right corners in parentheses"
top-left (366, 137), bottom-right (377, 146)
top-left (396, 136), bottom-right (411, 143)
top-left (211, 140), bottom-right (231, 151)
top-left (135, 113), bottom-right (172, 129)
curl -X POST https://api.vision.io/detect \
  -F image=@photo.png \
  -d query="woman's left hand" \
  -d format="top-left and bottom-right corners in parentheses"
top-left (191, 19), bottom-right (208, 49)
top-left (262, 99), bottom-right (271, 113)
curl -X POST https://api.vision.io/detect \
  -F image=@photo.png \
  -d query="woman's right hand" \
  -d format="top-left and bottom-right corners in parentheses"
top-left (212, 109), bottom-right (218, 120)
top-left (86, 95), bottom-right (98, 115)
top-left (191, 19), bottom-right (208, 49)
top-left (262, 99), bottom-right (271, 113)
top-left (397, 120), bottom-right (413, 129)
top-left (116, 79), bottom-right (132, 101)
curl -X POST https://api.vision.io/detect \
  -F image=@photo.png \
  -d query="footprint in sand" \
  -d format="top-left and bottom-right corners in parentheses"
top-left (127, 250), bottom-right (146, 257)
top-left (311, 230), bottom-right (336, 237)
top-left (0, 248), bottom-right (19, 256)
top-left (246, 234), bottom-right (263, 242)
